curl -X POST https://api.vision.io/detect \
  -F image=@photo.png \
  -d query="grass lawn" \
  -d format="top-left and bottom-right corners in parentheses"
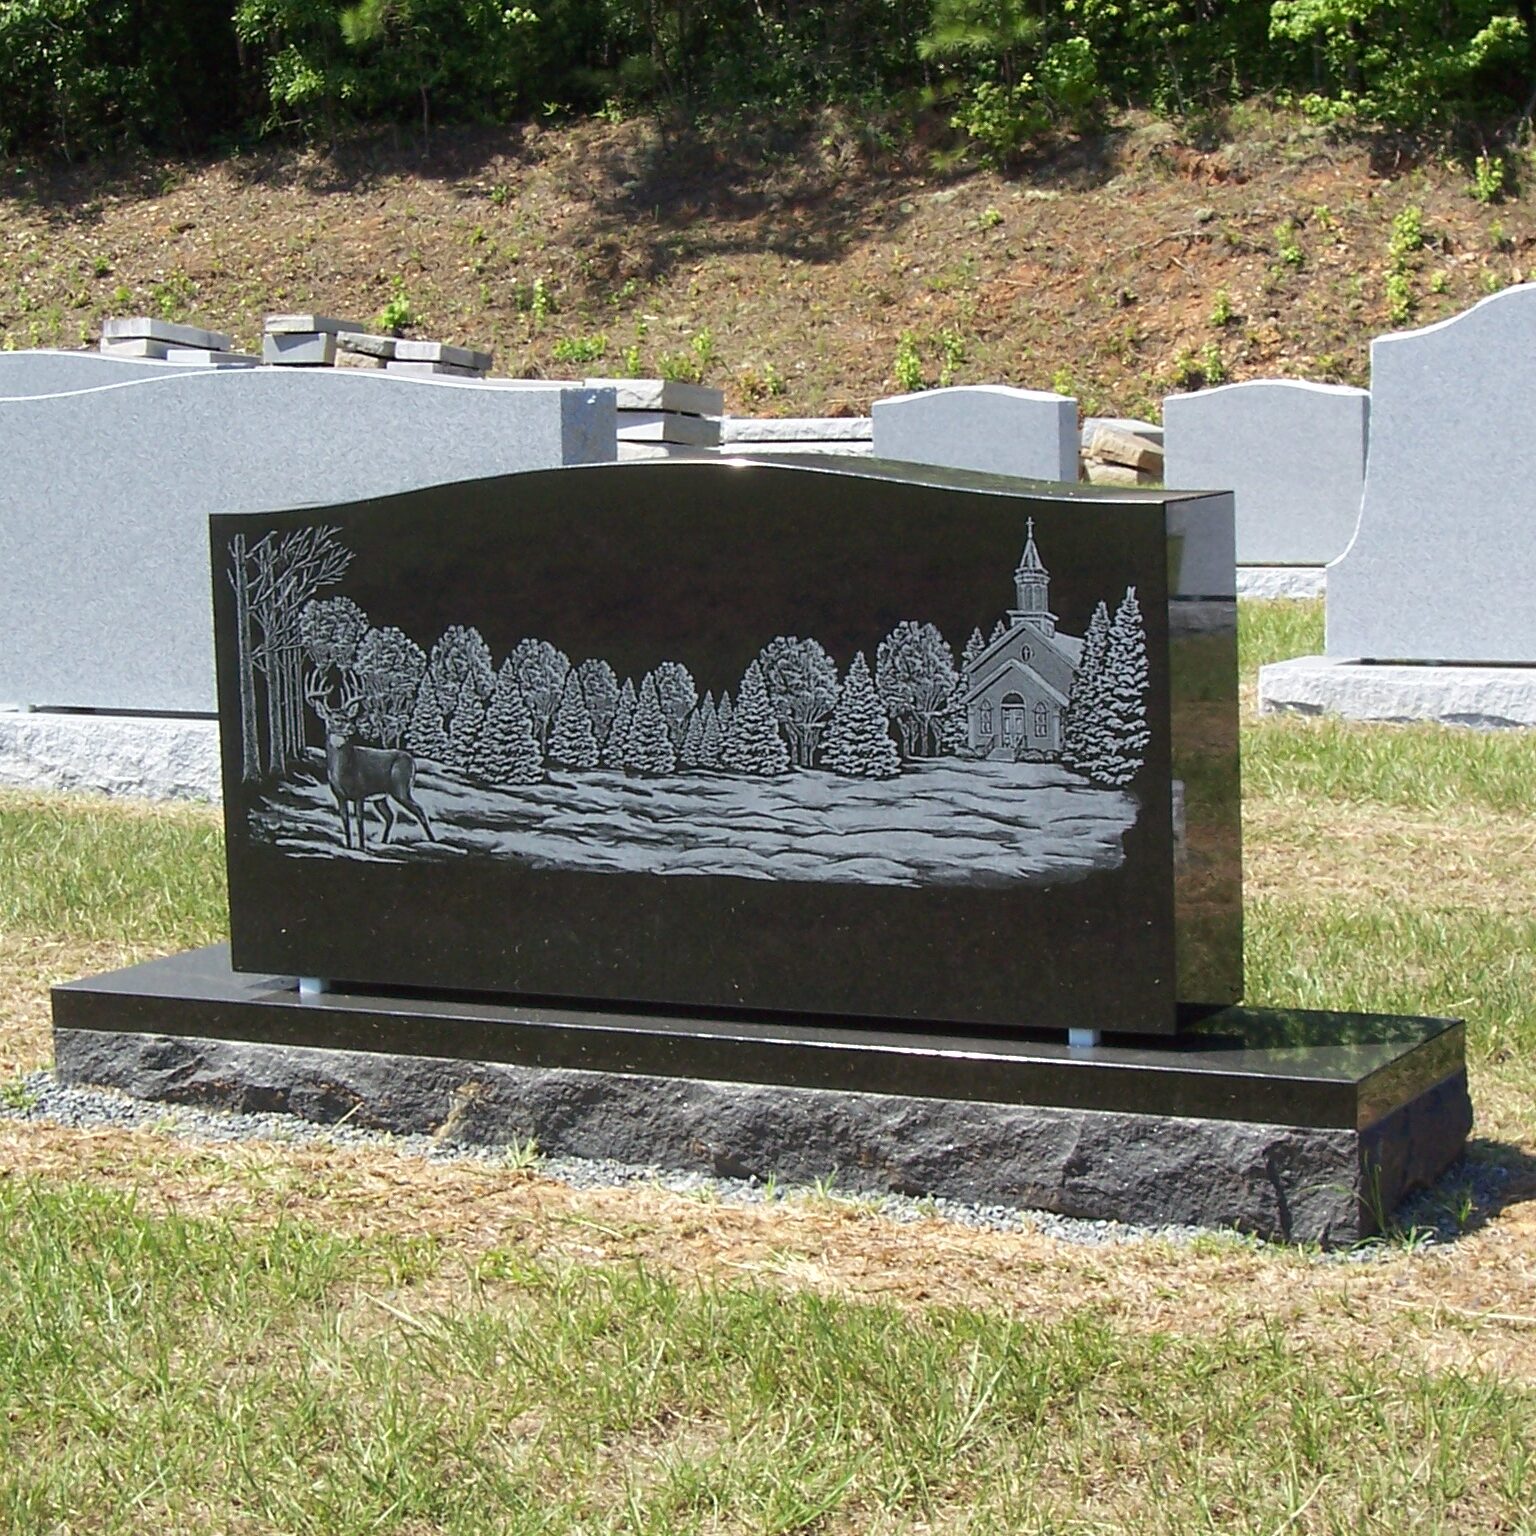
top-left (1, 597), bottom-right (1534, 1533)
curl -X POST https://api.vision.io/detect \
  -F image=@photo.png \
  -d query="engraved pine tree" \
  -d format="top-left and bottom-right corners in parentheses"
top-left (822, 650), bottom-right (902, 780)
top-left (472, 660), bottom-right (543, 785)
top-left (549, 670), bottom-right (600, 769)
top-left (601, 677), bottom-right (637, 769)
top-left (1096, 586), bottom-right (1150, 787)
top-left (624, 672), bottom-right (677, 776)
top-left (723, 660), bottom-right (790, 776)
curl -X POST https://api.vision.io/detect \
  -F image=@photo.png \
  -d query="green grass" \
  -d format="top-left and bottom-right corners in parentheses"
top-left (1, 1180), bottom-right (1532, 1535)
top-left (0, 792), bottom-right (226, 946)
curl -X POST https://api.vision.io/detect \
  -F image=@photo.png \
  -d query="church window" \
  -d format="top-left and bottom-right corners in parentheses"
top-left (980, 703), bottom-right (994, 733)
top-left (1033, 702), bottom-right (1049, 738)
top-left (1019, 645), bottom-right (1032, 662)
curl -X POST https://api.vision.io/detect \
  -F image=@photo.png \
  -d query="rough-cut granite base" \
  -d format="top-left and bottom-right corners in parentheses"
top-left (52, 947), bottom-right (1473, 1245)
top-left (0, 711), bottom-right (220, 800)
top-left (51, 1027), bottom-right (1470, 1245)
top-left (1237, 567), bottom-right (1327, 600)
top-left (1260, 656), bottom-right (1536, 728)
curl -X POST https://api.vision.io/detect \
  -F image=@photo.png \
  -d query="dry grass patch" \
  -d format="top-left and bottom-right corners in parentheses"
top-left (2, 1117), bottom-right (1534, 1386)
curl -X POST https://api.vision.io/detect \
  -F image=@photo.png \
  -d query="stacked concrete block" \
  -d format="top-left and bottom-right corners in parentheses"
top-left (334, 332), bottom-right (399, 370)
top-left (100, 317), bottom-right (253, 365)
top-left (1081, 420), bottom-right (1163, 486)
top-left (720, 416), bottom-right (873, 457)
top-left (592, 379), bottom-right (724, 453)
top-left (261, 314), bottom-right (365, 366)
top-left (871, 385), bottom-right (1079, 483)
top-left (386, 339), bottom-right (493, 379)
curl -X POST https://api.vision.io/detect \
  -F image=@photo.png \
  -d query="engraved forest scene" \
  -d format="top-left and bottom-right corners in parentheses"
top-left (227, 518), bottom-right (1152, 888)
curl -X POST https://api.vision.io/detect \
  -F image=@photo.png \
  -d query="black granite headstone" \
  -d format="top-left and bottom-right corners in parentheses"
top-left (212, 458), bottom-right (1241, 1037)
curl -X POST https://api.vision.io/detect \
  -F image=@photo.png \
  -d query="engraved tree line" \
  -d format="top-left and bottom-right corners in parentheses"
top-left (229, 535), bottom-right (1151, 796)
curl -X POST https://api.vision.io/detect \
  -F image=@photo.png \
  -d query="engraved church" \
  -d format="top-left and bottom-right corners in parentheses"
top-left (962, 521), bottom-right (1084, 757)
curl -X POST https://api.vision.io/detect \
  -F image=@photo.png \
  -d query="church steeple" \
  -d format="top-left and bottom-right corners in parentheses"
top-left (1009, 518), bottom-right (1057, 636)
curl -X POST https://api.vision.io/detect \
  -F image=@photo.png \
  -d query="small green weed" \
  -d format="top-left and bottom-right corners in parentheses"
top-left (938, 328), bottom-right (966, 387)
top-left (551, 332), bottom-right (607, 364)
top-left (1275, 217), bottom-right (1304, 268)
top-left (1209, 287), bottom-right (1234, 326)
top-left (893, 330), bottom-right (923, 391)
top-left (1472, 152), bottom-right (1507, 204)
top-left (376, 277), bottom-right (414, 335)
top-left (977, 206), bottom-right (1004, 230)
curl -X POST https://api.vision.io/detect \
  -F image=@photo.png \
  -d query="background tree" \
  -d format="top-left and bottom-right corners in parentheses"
top-left (876, 621), bottom-right (957, 759)
top-left (447, 684), bottom-right (485, 771)
top-left (353, 626), bottom-right (426, 747)
top-left (602, 677), bottom-right (638, 770)
top-left (508, 637), bottom-right (571, 751)
top-left (1062, 600), bottom-right (1110, 777)
top-left (723, 660), bottom-right (790, 776)
top-left (231, 525), bottom-right (352, 779)
top-left (650, 660), bottom-right (698, 749)
top-left (943, 625), bottom-right (988, 755)
top-left (697, 692), bottom-right (723, 768)
top-left (417, 624), bottom-right (494, 758)
top-left (575, 658), bottom-right (621, 748)
top-left (1095, 586), bottom-right (1150, 788)
top-left (823, 651), bottom-right (902, 780)
top-left (406, 673), bottom-right (450, 760)
top-left (716, 689), bottom-right (734, 744)
top-left (300, 595), bottom-right (369, 676)
top-left (757, 636), bottom-right (838, 767)
top-left (680, 707), bottom-right (704, 767)
top-left (624, 672), bottom-right (677, 775)
top-left (472, 660), bottom-right (542, 785)
top-left (549, 669), bottom-right (600, 768)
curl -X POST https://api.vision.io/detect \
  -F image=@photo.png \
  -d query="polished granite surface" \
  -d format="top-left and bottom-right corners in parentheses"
top-left (214, 460), bottom-right (1240, 1037)
top-left (55, 945), bottom-right (1462, 1132)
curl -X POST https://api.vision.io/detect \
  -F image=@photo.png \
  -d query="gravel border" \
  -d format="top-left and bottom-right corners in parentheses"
top-left (1, 1068), bottom-right (1505, 1259)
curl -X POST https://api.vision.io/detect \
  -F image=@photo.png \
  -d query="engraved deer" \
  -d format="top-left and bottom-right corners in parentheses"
top-left (305, 671), bottom-right (435, 850)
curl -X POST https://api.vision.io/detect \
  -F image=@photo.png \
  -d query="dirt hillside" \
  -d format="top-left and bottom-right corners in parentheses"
top-left (2, 106), bottom-right (1529, 417)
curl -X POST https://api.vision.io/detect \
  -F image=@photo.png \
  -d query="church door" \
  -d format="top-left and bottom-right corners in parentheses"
top-left (1000, 694), bottom-right (1027, 748)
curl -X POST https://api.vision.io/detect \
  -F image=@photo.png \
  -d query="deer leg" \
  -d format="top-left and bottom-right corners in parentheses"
top-left (333, 791), bottom-right (351, 849)
top-left (378, 798), bottom-right (397, 845)
top-left (356, 799), bottom-right (368, 851)
top-left (401, 793), bottom-right (435, 841)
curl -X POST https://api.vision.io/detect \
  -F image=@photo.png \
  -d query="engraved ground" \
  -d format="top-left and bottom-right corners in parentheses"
top-left (251, 756), bottom-right (1138, 886)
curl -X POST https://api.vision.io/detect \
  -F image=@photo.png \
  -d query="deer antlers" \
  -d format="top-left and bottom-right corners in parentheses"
top-left (305, 667), bottom-right (364, 731)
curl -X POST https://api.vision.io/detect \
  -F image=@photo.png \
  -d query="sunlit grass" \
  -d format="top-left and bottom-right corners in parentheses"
top-left (0, 1179), bottom-right (1532, 1535)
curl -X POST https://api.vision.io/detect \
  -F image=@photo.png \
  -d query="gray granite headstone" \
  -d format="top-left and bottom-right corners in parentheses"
top-left (1162, 381), bottom-right (1369, 566)
top-left (1328, 285), bottom-right (1536, 663)
top-left (0, 354), bottom-right (615, 714)
top-left (872, 385), bottom-right (1078, 483)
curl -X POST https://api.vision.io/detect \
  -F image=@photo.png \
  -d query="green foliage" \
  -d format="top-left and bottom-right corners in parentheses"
top-left (376, 277), bottom-right (414, 335)
top-left (921, 2), bottom-right (1102, 164)
top-left (234, 0), bottom-right (538, 135)
top-left (1209, 287), bottom-right (1234, 326)
top-left (893, 331), bottom-right (924, 392)
top-left (1385, 204), bottom-right (1425, 324)
top-left (1472, 150), bottom-right (1508, 203)
top-left (1268, 0), bottom-right (1530, 131)
top-left (0, 0), bottom-right (238, 155)
top-left (551, 331), bottom-right (607, 363)
top-left (6, 0), bottom-right (1534, 157)
top-left (1275, 218), bottom-right (1304, 269)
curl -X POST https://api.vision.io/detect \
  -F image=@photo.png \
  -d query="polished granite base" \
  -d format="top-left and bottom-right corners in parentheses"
top-left (52, 945), bottom-right (1472, 1244)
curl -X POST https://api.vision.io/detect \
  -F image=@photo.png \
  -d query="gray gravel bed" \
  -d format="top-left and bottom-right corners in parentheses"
top-left (1, 1068), bottom-right (1503, 1257)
